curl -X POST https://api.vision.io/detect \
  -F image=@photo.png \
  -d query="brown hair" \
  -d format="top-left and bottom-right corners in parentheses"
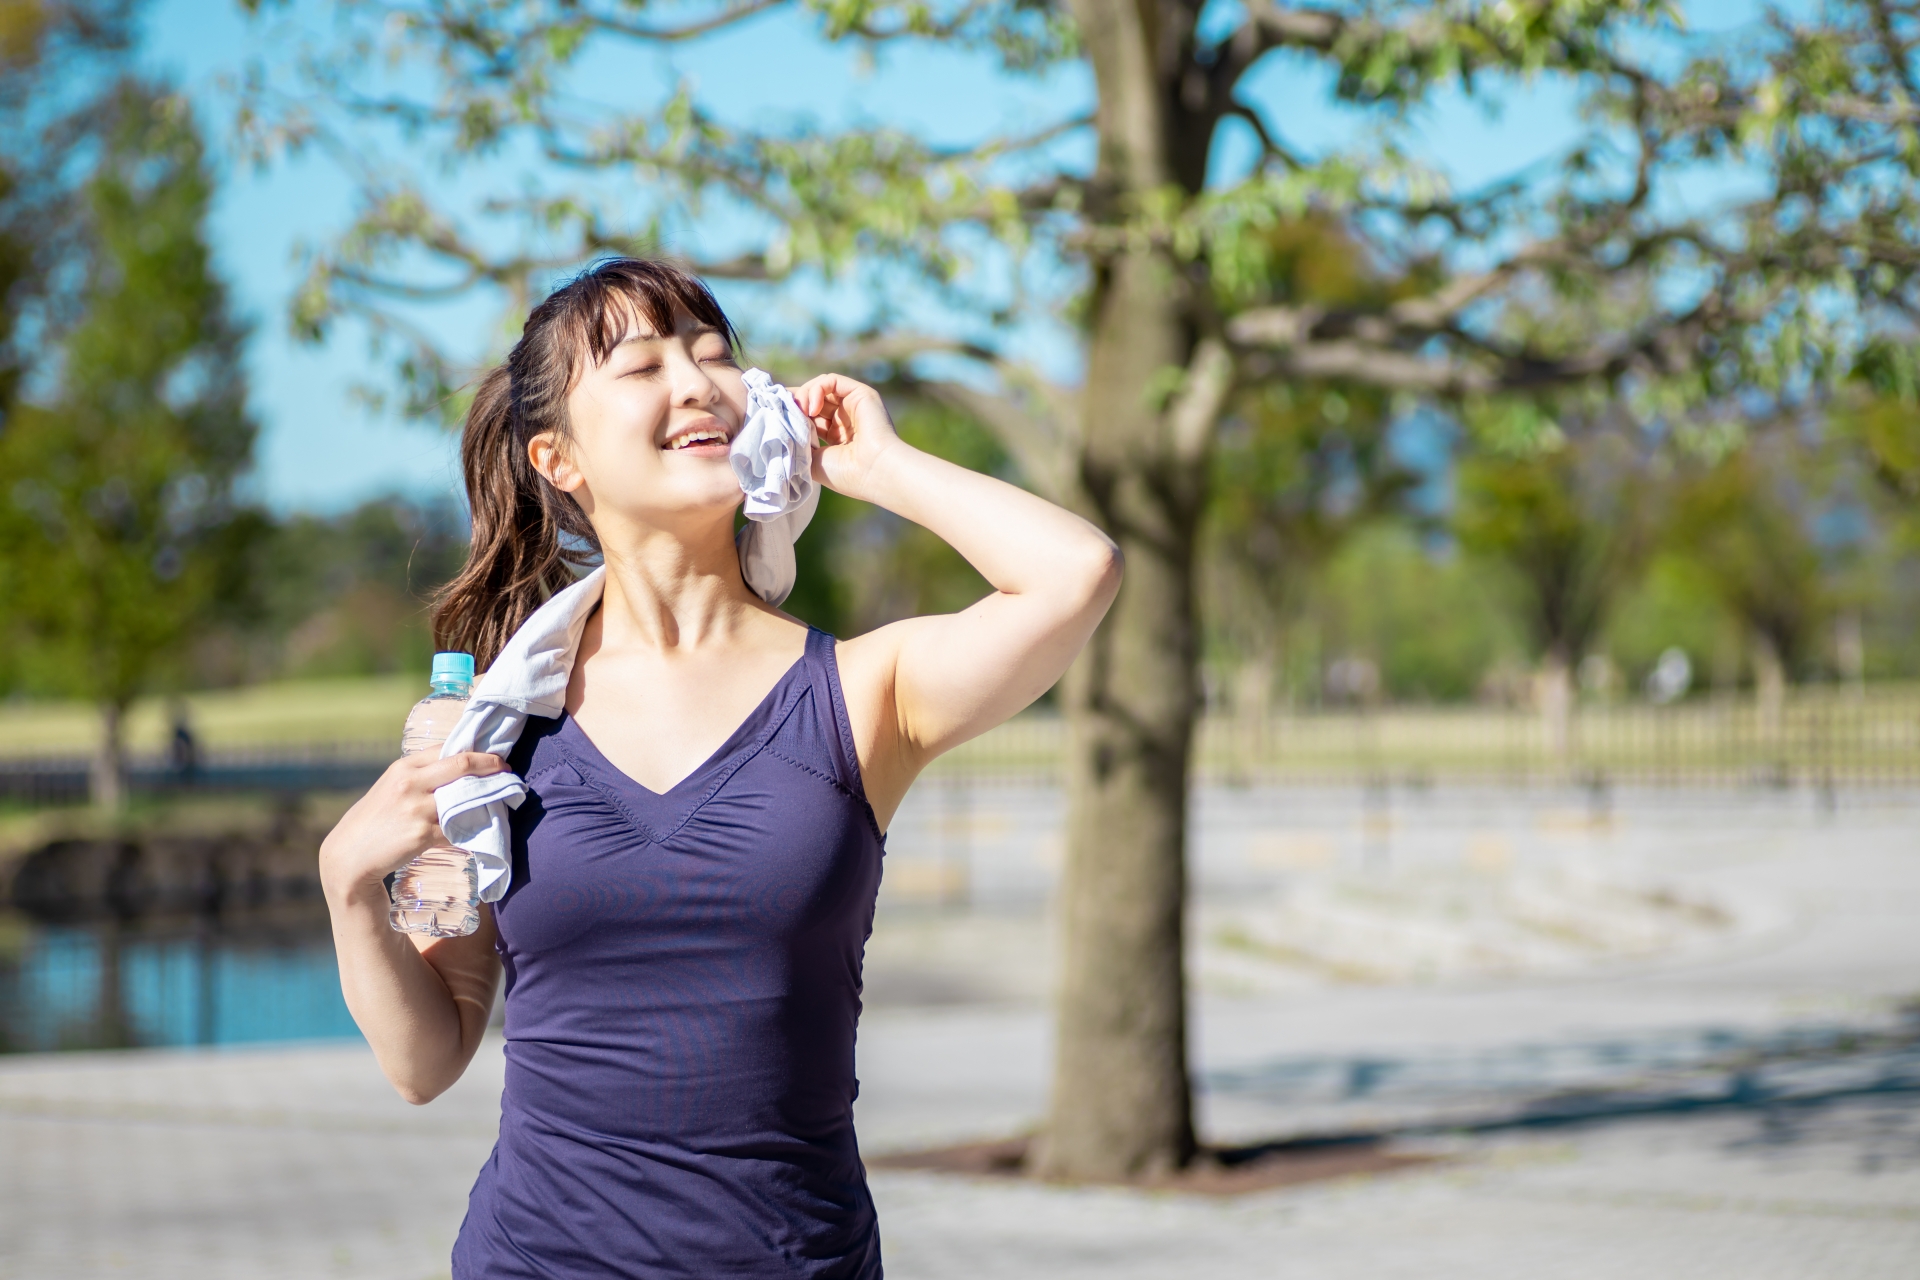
top-left (432, 258), bottom-right (739, 669)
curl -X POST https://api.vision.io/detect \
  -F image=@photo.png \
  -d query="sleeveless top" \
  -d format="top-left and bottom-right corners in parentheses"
top-left (451, 629), bottom-right (886, 1279)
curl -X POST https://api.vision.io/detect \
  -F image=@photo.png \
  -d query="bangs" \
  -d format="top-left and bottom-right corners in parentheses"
top-left (554, 258), bottom-right (739, 374)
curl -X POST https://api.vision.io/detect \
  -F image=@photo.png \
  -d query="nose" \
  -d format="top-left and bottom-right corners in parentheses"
top-left (672, 350), bottom-right (718, 408)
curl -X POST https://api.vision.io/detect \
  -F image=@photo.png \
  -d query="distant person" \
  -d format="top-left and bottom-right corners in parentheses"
top-left (167, 702), bottom-right (198, 779)
top-left (317, 258), bottom-right (1120, 1279)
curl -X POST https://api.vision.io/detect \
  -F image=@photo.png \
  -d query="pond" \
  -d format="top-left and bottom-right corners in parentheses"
top-left (0, 914), bottom-right (360, 1052)
top-left (1, 822), bottom-right (363, 1053)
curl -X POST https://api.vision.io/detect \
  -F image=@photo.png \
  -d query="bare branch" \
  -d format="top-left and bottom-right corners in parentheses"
top-left (1169, 337), bottom-right (1236, 464)
top-left (1222, 102), bottom-right (1303, 170)
top-left (1242, 2), bottom-right (1342, 50)
top-left (579, 0), bottom-right (784, 44)
top-left (1226, 306), bottom-right (1323, 348)
top-left (1244, 340), bottom-right (1494, 395)
top-left (919, 379), bottom-right (1079, 503)
top-left (825, 332), bottom-right (1081, 501)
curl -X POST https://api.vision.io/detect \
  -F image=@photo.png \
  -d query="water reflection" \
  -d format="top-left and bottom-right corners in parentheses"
top-left (0, 811), bottom-right (364, 1052)
top-left (0, 913), bottom-right (357, 1052)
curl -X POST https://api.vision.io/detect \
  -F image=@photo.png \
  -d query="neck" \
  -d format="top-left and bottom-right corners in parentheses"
top-left (592, 508), bottom-right (761, 652)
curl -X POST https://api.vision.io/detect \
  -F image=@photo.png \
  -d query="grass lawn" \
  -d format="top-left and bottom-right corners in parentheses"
top-left (0, 676), bottom-right (421, 759)
top-left (5, 676), bottom-right (1913, 785)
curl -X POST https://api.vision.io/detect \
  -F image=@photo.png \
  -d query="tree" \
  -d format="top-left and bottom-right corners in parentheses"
top-left (0, 0), bottom-right (137, 431)
top-left (1669, 430), bottom-right (1830, 736)
top-left (251, 0), bottom-right (1920, 1177)
top-left (1454, 421), bottom-right (1656, 755)
top-left (1203, 218), bottom-right (1420, 709)
top-left (0, 82), bottom-right (258, 808)
top-left (255, 496), bottom-right (468, 680)
top-left (1835, 338), bottom-right (1920, 545)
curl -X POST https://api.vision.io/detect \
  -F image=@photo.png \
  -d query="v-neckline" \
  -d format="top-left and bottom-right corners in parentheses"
top-left (560, 644), bottom-right (810, 802)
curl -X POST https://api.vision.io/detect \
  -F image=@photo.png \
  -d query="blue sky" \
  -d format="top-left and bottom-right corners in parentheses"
top-left (139, 0), bottom-right (1760, 514)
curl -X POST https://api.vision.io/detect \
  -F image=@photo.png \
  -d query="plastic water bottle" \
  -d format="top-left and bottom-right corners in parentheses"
top-left (389, 652), bottom-right (481, 938)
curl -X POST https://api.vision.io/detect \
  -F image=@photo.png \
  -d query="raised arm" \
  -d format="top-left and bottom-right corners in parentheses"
top-left (319, 751), bottom-right (508, 1104)
top-left (794, 373), bottom-right (1121, 825)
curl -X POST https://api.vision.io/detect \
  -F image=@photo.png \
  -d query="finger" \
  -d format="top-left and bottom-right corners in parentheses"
top-left (794, 376), bottom-right (831, 418)
top-left (415, 752), bottom-right (509, 789)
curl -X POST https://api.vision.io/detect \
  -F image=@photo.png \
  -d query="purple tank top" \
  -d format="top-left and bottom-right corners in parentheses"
top-left (452, 629), bottom-right (885, 1279)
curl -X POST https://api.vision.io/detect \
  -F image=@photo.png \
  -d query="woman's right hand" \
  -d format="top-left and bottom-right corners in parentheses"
top-left (319, 752), bottom-right (508, 900)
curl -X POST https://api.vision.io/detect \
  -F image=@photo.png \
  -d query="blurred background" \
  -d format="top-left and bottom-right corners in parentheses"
top-left (2, 0), bottom-right (1919, 1277)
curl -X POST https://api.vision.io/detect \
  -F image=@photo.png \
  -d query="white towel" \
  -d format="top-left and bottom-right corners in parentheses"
top-left (433, 368), bottom-right (819, 901)
top-left (731, 368), bottom-right (819, 607)
top-left (433, 567), bottom-right (604, 902)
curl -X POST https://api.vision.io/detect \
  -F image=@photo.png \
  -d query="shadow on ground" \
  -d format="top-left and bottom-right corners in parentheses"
top-left (873, 1006), bottom-right (1920, 1195)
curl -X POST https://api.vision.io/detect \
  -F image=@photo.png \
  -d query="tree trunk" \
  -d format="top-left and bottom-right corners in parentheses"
top-left (1037, 1), bottom-right (1205, 1180)
top-left (1037, 254), bottom-right (1202, 1179)
top-left (1753, 631), bottom-right (1786, 747)
top-left (1834, 611), bottom-right (1865, 698)
top-left (92, 699), bottom-right (129, 812)
top-left (1538, 647), bottom-right (1574, 767)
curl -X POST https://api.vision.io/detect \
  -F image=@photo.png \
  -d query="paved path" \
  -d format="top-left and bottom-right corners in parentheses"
top-left (3, 785), bottom-right (1918, 1278)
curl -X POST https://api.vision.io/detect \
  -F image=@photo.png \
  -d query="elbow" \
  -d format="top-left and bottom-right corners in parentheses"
top-left (389, 1070), bottom-right (453, 1107)
top-left (395, 1081), bottom-right (446, 1107)
top-left (1091, 532), bottom-right (1124, 595)
top-left (1074, 532), bottom-right (1124, 613)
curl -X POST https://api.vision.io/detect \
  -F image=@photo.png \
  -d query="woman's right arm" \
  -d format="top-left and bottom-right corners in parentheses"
top-left (319, 751), bottom-right (508, 1105)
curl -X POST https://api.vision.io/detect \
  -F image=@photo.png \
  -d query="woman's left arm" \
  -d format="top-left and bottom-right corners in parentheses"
top-left (794, 374), bottom-right (1122, 822)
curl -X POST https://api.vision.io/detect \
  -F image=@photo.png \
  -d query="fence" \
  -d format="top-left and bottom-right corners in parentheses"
top-left (2, 685), bottom-right (1917, 803)
top-left (0, 743), bottom-right (391, 807)
top-left (926, 683), bottom-right (1920, 788)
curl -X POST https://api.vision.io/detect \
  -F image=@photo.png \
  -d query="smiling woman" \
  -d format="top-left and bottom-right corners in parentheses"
top-left (430, 260), bottom-right (745, 669)
top-left (314, 257), bottom-right (1122, 1279)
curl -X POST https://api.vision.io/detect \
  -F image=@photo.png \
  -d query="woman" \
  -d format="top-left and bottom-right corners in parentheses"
top-left (318, 258), bottom-right (1121, 1279)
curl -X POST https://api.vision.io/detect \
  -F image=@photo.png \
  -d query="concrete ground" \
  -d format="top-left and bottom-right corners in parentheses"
top-left (2, 784), bottom-right (1917, 1278)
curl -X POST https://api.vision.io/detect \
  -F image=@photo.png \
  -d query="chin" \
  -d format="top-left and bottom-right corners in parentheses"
top-left (638, 480), bottom-right (747, 525)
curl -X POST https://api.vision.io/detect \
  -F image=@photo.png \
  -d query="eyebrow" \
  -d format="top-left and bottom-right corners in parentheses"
top-left (612, 324), bottom-right (725, 349)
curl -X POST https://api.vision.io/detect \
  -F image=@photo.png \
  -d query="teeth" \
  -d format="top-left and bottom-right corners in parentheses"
top-left (667, 430), bottom-right (726, 450)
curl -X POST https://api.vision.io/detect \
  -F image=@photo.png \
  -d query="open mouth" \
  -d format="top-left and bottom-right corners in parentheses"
top-left (662, 423), bottom-right (732, 452)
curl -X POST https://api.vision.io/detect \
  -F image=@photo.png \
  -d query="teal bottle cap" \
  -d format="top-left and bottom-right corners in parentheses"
top-left (431, 651), bottom-right (476, 684)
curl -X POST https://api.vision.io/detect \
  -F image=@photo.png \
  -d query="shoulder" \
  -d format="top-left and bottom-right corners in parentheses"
top-left (830, 617), bottom-right (935, 709)
top-left (828, 620), bottom-right (939, 825)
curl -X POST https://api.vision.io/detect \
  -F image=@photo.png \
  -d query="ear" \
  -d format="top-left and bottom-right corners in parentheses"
top-left (527, 432), bottom-right (583, 494)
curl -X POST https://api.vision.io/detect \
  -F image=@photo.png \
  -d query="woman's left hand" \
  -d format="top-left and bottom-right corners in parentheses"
top-left (794, 373), bottom-right (902, 503)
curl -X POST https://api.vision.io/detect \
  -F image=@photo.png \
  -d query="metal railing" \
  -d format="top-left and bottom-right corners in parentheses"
top-left (3, 685), bottom-right (1916, 803)
top-left (926, 684), bottom-right (1920, 788)
top-left (0, 743), bottom-right (392, 806)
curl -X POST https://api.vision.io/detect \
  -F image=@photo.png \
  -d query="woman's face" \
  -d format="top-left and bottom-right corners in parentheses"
top-left (534, 305), bottom-right (747, 532)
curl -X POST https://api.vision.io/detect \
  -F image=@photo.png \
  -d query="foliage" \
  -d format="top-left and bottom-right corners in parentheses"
top-left (231, 0), bottom-right (1920, 693)
top-left (223, 2), bottom-right (1920, 443)
top-left (785, 397), bottom-right (1007, 637)
top-left (250, 497), bottom-right (468, 680)
top-left (1308, 524), bottom-right (1524, 703)
top-left (0, 0), bottom-right (136, 421)
top-left (1202, 218), bottom-right (1414, 635)
top-left (1599, 553), bottom-right (1734, 692)
top-left (0, 84), bottom-right (259, 726)
top-left (1452, 419), bottom-right (1659, 666)
top-left (1665, 429), bottom-right (1832, 673)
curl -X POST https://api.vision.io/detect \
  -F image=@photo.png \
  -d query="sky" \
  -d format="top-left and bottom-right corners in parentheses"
top-left (135, 0), bottom-right (1762, 515)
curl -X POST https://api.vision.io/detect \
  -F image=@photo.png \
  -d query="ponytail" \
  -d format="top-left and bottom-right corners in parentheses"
top-left (431, 257), bottom-right (738, 670)
top-left (432, 365), bottom-right (595, 669)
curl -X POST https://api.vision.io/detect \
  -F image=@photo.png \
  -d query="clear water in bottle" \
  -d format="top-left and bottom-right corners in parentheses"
top-left (389, 652), bottom-right (482, 938)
